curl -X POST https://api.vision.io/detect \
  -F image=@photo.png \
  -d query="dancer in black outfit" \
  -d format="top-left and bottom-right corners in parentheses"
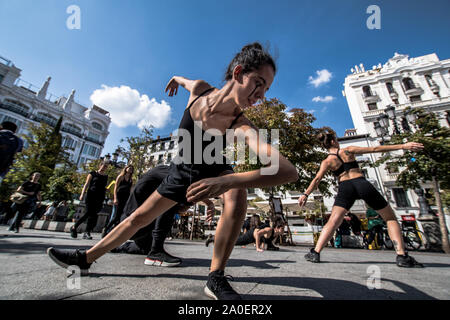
top-left (47, 42), bottom-right (298, 300)
top-left (299, 128), bottom-right (424, 268)
top-left (71, 162), bottom-right (109, 239)
top-left (102, 165), bottom-right (134, 238)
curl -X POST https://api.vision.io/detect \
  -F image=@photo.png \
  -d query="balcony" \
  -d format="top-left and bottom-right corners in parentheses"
top-left (0, 102), bottom-right (30, 118)
top-left (362, 92), bottom-right (380, 104)
top-left (30, 114), bottom-right (57, 127)
top-left (85, 136), bottom-right (104, 146)
top-left (404, 86), bottom-right (424, 97)
top-left (61, 126), bottom-right (83, 138)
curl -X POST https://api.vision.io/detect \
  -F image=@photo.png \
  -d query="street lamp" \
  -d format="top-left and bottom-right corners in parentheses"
top-left (385, 105), bottom-right (400, 134)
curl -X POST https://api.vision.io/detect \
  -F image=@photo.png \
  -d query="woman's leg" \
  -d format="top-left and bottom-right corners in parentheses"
top-left (375, 205), bottom-right (406, 255)
top-left (314, 206), bottom-right (348, 253)
top-left (209, 187), bottom-right (247, 272)
top-left (86, 191), bottom-right (176, 263)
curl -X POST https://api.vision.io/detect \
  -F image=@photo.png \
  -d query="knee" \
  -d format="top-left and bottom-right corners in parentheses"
top-left (127, 212), bottom-right (149, 229)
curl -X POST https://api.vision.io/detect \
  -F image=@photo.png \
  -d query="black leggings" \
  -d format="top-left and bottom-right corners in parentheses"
top-left (74, 195), bottom-right (104, 233)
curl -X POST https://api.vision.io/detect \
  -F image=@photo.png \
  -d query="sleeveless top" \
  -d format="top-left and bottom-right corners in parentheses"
top-left (329, 148), bottom-right (359, 177)
top-left (116, 176), bottom-right (132, 202)
top-left (87, 171), bottom-right (108, 196)
top-left (177, 88), bottom-right (244, 166)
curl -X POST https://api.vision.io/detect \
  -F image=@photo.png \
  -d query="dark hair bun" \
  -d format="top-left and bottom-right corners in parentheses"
top-left (224, 42), bottom-right (276, 81)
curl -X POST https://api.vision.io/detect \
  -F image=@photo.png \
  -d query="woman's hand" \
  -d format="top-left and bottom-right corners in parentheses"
top-left (298, 194), bottom-right (308, 207)
top-left (165, 77), bottom-right (179, 97)
top-left (403, 142), bottom-right (424, 151)
top-left (114, 199), bottom-right (119, 206)
top-left (186, 177), bottom-right (232, 203)
top-left (79, 194), bottom-right (84, 202)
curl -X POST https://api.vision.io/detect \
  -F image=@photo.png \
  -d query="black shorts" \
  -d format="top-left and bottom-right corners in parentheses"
top-left (156, 162), bottom-right (234, 205)
top-left (334, 177), bottom-right (388, 211)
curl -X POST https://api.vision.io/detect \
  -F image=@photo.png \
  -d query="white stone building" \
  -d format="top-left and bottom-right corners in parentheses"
top-left (0, 55), bottom-right (111, 167)
top-left (328, 52), bottom-right (450, 217)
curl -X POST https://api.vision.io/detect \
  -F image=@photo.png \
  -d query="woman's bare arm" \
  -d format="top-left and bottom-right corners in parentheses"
top-left (79, 174), bottom-right (92, 201)
top-left (345, 142), bottom-right (423, 155)
top-left (165, 76), bottom-right (210, 95)
top-left (298, 160), bottom-right (329, 207)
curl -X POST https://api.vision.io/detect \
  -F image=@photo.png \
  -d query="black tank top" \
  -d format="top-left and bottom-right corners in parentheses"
top-left (116, 177), bottom-right (132, 201)
top-left (177, 88), bottom-right (243, 166)
top-left (87, 171), bottom-right (108, 196)
top-left (329, 148), bottom-right (359, 177)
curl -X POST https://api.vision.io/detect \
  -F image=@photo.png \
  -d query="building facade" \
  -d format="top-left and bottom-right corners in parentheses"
top-left (0, 55), bottom-right (111, 167)
top-left (329, 52), bottom-right (450, 218)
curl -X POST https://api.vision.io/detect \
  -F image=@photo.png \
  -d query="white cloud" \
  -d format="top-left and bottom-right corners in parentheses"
top-left (306, 109), bottom-right (317, 114)
top-left (90, 85), bottom-right (172, 129)
top-left (308, 69), bottom-right (333, 87)
top-left (312, 95), bottom-right (335, 103)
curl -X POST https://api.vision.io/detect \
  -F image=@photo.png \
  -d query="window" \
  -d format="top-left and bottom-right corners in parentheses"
top-left (386, 162), bottom-right (399, 174)
top-left (392, 99), bottom-right (399, 105)
top-left (0, 74), bottom-right (4, 84)
top-left (1, 114), bottom-right (22, 127)
top-left (362, 86), bottom-right (373, 97)
top-left (402, 78), bottom-right (415, 90)
top-left (63, 136), bottom-right (75, 149)
top-left (425, 75), bottom-right (435, 87)
top-left (392, 188), bottom-right (411, 208)
top-left (410, 95), bottom-right (422, 102)
top-left (368, 103), bottom-right (378, 111)
top-left (167, 153), bottom-right (172, 162)
top-left (158, 154), bottom-right (163, 164)
top-left (92, 122), bottom-right (103, 130)
top-left (386, 82), bottom-right (395, 94)
top-left (88, 131), bottom-right (100, 141)
top-left (3, 99), bottom-right (30, 117)
top-left (169, 141), bottom-right (175, 149)
top-left (63, 123), bottom-right (82, 134)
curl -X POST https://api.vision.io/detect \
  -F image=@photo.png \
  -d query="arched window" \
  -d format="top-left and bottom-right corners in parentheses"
top-left (362, 86), bottom-right (373, 97)
top-left (402, 78), bottom-right (415, 90)
top-left (92, 121), bottom-right (103, 131)
top-left (425, 75), bottom-right (436, 87)
top-left (386, 82), bottom-right (395, 94)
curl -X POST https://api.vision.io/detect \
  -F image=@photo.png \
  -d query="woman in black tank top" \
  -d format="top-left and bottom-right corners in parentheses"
top-left (102, 165), bottom-right (134, 237)
top-left (298, 128), bottom-right (424, 268)
top-left (47, 42), bottom-right (299, 300)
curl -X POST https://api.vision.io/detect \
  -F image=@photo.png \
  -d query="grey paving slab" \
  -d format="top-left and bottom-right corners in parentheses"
top-left (0, 227), bottom-right (449, 300)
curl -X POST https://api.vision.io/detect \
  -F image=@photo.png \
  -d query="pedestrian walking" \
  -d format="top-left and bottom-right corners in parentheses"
top-left (102, 165), bottom-right (134, 237)
top-left (0, 121), bottom-right (23, 185)
top-left (8, 172), bottom-right (41, 233)
top-left (70, 161), bottom-right (109, 239)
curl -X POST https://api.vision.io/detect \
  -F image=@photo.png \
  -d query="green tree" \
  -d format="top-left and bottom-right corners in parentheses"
top-left (374, 107), bottom-right (450, 253)
top-left (0, 120), bottom-right (70, 201)
top-left (116, 126), bottom-right (155, 179)
top-left (45, 164), bottom-right (79, 203)
top-left (234, 98), bottom-right (333, 213)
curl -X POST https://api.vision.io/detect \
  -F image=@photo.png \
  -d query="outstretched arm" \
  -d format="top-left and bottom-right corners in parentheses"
top-left (255, 228), bottom-right (271, 252)
top-left (165, 76), bottom-right (210, 95)
top-left (298, 160), bottom-right (329, 207)
top-left (345, 142), bottom-right (423, 155)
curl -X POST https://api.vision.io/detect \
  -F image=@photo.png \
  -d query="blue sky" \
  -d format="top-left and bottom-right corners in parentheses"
top-left (1, 0), bottom-right (450, 157)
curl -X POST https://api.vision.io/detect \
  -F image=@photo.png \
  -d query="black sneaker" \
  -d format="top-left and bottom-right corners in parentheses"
top-left (304, 248), bottom-right (320, 263)
top-left (144, 250), bottom-right (182, 267)
top-left (396, 253), bottom-right (424, 268)
top-left (83, 232), bottom-right (92, 240)
top-left (205, 235), bottom-right (214, 247)
top-left (47, 247), bottom-right (92, 276)
top-left (70, 226), bottom-right (77, 239)
top-left (204, 270), bottom-right (242, 300)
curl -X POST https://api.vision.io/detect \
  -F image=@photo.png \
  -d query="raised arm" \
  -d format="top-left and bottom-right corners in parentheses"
top-left (298, 160), bottom-right (329, 207)
top-left (345, 142), bottom-right (423, 155)
top-left (165, 76), bottom-right (211, 96)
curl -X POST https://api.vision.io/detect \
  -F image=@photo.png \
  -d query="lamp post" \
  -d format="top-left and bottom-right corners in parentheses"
top-left (385, 105), bottom-right (401, 134)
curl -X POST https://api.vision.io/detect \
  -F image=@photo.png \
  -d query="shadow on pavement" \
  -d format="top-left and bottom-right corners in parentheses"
top-left (149, 274), bottom-right (437, 300)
